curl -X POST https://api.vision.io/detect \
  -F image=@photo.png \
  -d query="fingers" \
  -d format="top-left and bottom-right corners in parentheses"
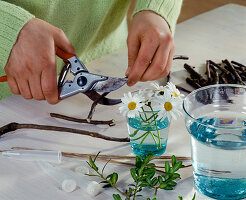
top-left (160, 46), bottom-right (175, 79)
top-left (7, 76), bottom-right (20, 95)
top-left (127, 36), bottom-right (159, 86)
top-left (140, 43), bottom-right (174, 81)
top-left (41, 58), bottom-right (59, 104)
top-left (16, 79), bottom-right (32, 99)
top-left (29, 75), bottom-right (45, 100)
top-left (53, 28), bottom-right (75, 56)
top-left (126, 33), bottom-right (140, 77)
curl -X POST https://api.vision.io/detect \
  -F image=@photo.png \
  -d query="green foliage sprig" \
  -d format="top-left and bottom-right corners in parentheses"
top-left (86, 153), bottom-right (195, 200)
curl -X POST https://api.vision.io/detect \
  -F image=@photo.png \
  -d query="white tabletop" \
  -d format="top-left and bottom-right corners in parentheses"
top-left (0, 4), bottom-right (245, 200)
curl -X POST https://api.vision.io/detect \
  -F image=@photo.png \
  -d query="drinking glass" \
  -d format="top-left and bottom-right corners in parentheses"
top-left (183, 84), bottom-right (246, 200)
top-left (127, 110), bottom-right (170, 156)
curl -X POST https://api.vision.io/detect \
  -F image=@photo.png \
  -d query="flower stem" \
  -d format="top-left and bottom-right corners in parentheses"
top-left (149, 105), bottom-right (162, 149)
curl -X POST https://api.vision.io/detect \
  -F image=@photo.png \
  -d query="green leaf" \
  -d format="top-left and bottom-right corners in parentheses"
top-left (143, 168), bottom-right (156, 179)
top-left (100, 181), bottom-right (109, 184)
top-left (110, 173), bottom-right (118, 184)
top-left (169, 173), bottom-right (181, 181)
top-left (129, 129), bottom-right (139, 137)
top-left (173, 161), bottom-right (183, 172)
top-left (130, 168), bottom-right (137, 182)
top-left (146, 177), bottom-right (152, 185)
top-left (165, 161), bottom-right (170, 173)
top-left (151, 177), bottom-right (158, 186)
top-left (159, 183), bottom-right (168, 189)
top-left (178, 196), bottom-right (183, 200)
top-left (102, 159), bottom-right (111, 175)
top-left (192, 192), bottom-right (196, 200)
top-left (164, 174), bottom-right (170, 181)
top-left (93, 151), bottom-right (100, 162)
top-left (140, 182), bottom-right (148, 187)
top-left (147, 163), bottom-right (156, 168)
top-left (89, 156), bottom-right (98, 171)
top-left (129, 187), bottom-right (134, 195)
top-left (172, 155), bottom-right (176, 167)
top-left (158, 176), bottom-right (163, 184)
top-left (164, 186), bottom-right (173, 190)
top-left (143, 168), bottom-right (156, 175)
top-left (103, 184), bottom-right (112, 188)
top-left (167, 180), bottom-right (177, 186)
top-left (136, 156), bottom-right (142, 169)
top-left (112, 194), bottom-right (122, 200)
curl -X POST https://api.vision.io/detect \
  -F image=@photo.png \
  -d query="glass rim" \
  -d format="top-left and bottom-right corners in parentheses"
top-left (183, 84), bottom-right (246, 130)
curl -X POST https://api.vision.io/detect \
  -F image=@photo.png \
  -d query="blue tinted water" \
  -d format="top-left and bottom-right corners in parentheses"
top-left (194, 174), bottom-right (246, 200)
top-left (131, 141), bottom-right (167, 156)
top-left (189, 115), bottom-right (246, 199)
top-left (128, 116), bottom-right (169, 156)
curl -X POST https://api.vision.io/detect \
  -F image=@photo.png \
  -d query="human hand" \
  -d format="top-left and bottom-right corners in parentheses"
top-left (4, 18), bottom-right (75, 104)
top-left (126, 11), bottom-right (175, 86)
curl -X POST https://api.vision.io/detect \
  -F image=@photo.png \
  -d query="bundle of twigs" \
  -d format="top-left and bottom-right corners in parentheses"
top-left (184, 59), bottom-right (246, 90)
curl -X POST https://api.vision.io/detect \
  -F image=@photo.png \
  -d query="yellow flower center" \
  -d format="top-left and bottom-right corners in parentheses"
top-left (164, 102), bottom-right (173, 111)
top-left (174, 92), bottom-right (179, 97)
top-left (128, 102), bottom-right (136, 110)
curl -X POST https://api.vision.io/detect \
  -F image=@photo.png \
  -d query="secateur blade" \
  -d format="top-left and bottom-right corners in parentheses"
top-left (84, 90), bottom-right (122, 105)
top-left (92, 77), bottom-right (128, 93)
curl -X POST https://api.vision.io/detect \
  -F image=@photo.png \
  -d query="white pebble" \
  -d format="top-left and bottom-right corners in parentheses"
top-left (75, 165), bottom-right (90, 176)
top-left (61, 179), bottom-right (77, 193)
top-left (86, 181), bottom-right (102, 196)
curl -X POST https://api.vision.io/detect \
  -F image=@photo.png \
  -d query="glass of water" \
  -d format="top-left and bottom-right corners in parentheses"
top-left (183, 84), bottom-right (246, 200)
top-left (127, 110), bottom-right (170, 156)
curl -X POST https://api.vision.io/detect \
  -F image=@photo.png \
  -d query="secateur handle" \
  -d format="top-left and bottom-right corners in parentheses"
top-left (0, 75), bottom-right (7, 82)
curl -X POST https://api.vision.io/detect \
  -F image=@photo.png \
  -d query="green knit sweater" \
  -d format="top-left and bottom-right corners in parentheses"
top-left (0, 0), bottom-right (182, 100)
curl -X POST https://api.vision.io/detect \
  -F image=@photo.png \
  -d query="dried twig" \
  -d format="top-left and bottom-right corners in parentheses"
top-left (50, 113), bottom-right (115, 126)
top-left (173, 55), bottom-right (189, 60)
top-left (206, 60), bottom-right (211, 84)
top-left (223, 59), bottom-right (245, 85)
top-left (0, 123), bottom-right (130, 142)
top-left (176, 86), bottom-right (192, 94)
top-left (87, 92), bottom-right (109, 120)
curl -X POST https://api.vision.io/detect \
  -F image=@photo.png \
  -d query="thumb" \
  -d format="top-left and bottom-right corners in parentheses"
top-left (53, 28), bottom-right (75, 59)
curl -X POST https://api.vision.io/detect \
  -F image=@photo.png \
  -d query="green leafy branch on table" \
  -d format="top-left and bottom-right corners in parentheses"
top-left (87, 153), bottom-right (195, 200)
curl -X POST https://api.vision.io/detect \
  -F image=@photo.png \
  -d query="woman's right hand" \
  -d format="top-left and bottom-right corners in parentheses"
top-left (4, 18), bottom-right (75, 104)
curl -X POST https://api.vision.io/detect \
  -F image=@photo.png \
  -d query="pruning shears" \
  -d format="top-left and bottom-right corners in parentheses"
top-left (0, 48), bottom-right (128, 105)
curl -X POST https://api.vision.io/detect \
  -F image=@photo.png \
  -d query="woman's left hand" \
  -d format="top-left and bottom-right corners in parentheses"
top-left (126, 10), bottom-right (175, 86)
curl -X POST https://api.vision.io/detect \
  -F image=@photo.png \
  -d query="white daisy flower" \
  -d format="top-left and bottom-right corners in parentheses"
top-left (119, 92), bottom-right (145, 118)
top-left (153, 90), bottom-right (183, 120)
top-left (151, 82), bottom-right (167, 96)
top-left (167, 82), bottom-right (184, 99)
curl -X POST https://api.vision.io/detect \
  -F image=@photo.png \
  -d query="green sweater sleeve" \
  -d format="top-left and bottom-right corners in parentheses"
top-left (0, 1), bottom-right (34, 98)
top-left (0, 1), bottom-right (34, 70)
top-left (132, 0), bottom-right (183, 34)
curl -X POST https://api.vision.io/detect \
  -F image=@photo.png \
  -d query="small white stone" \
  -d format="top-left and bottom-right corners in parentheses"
top-left (61, 179), bottom-right (77, 193)
top-left (86, 181), bottom-right (102, 196)
top-left (75, 165), bottom-right (90, 176)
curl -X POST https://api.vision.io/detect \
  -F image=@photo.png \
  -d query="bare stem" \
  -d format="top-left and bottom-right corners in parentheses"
top-left (87, 92), bottom-right (109, 120)
top-left (0, 123), bottom-right (129, 142)
top-left (50, 113), bottom-right (115, 126)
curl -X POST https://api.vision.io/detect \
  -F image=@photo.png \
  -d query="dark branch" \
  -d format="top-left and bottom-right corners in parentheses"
top-left (0, 122), bottom-right (130, 142)
top-left (50, 113), bottom-right (115, 126)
